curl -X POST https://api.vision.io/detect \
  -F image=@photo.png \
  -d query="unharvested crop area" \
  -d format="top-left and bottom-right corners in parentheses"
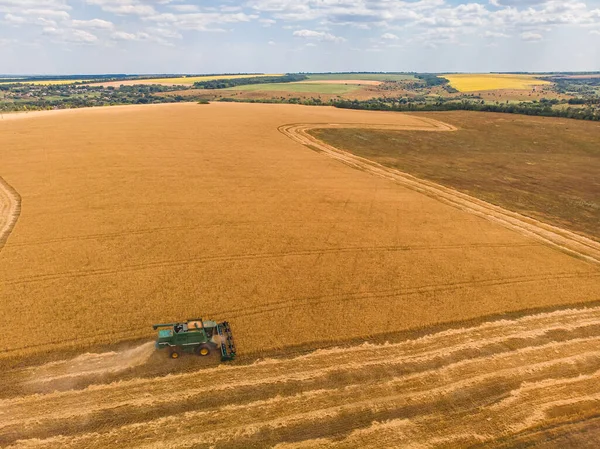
top-left (443, 74), bottom-right (552, 92)
top-left (311, 112), bottom-right (600, 241)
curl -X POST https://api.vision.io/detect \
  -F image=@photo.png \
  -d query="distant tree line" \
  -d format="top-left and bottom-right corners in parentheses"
top-left (415, 74), bottom-right (451, 87)
top-left (331, 99), bottom-right (600, 121)
top-left (298, 71), bottom-right (416, 75)
top-left (193, 74), bottom-right (307, 89)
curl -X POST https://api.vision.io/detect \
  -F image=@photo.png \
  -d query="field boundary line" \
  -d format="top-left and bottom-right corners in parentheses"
top-left (278, 120), bottom-right (600, 265)
top-left (0, 176), bottom-right (20, 252)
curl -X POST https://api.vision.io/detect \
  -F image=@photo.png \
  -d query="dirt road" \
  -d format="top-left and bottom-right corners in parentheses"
top-left (2, 306), bottom-right (600, 448)
top-left (0, 176), bottom-right (20, 251)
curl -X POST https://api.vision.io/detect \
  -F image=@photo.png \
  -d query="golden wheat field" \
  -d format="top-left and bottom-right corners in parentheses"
top-left (442, 74), bottom-right (552, 92)
top-left (1, 102), bottom-right (598, 362)
top-left (1, 103), bottom-right (599, 447)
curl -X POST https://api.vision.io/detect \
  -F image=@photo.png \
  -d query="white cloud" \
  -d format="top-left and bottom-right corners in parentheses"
top-left (112, 30), bottom-right (137, 40)
top-left (293, 29), bottom-right (346, 43)
top-left (85, 0), bottom-right (156, 16)
top-left (3, 13), bottom-right (26, 24)
top-left (143, 11), bottom-right (258, 32)
top-left (71, 18), bottom-right (114, 29)
top-left (147, 26), bottom-right (182, 39)
top-left (71, 29), bottom-right (98, 43)
top-left (43, 27), bottom-right (98, 44)
top-left (21, 8), bottom-right (70, 19)
top-left (168, 4), bottom-right (199, 13)
top-left (484, 30), bottom-right (509, 37)
top-left (260, 18), bottom-right (276, 27)
top-left (1, 0), bottom-right (600, 70)
top-left (520, 31), bottom-right (543, 41)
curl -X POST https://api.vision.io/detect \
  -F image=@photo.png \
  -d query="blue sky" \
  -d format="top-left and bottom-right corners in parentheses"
top-left (1, 0), bottom-right (599, 74)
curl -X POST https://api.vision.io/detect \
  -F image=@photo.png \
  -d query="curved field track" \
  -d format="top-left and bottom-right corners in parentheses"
top-left (2, 306), bottom-right (600, 448)
top-left (0, 176), bottom-right (20, 251)
top-left (284, 124), bottom-right (600, 264)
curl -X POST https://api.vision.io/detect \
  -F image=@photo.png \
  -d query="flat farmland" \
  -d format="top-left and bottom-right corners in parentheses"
top-left (224, 82), bottom-right (361, 94)
top-left (0, 103), bottom-right (599, 364)
top-left (1, 103), bottom-right (600, 447)
top-left (90, 74), bottom-right (282, 87)
top-left (442, 74), bottom-right (552, 92)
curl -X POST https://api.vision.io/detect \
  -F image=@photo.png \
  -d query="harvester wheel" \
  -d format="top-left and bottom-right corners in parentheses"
top-left (196, 344), bottom-right (211, 356)
top-left (170, 350), bottom-right (180, 359)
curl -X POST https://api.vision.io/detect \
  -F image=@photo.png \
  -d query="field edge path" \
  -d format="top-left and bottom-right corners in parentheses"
top-left (279, 120), bottom-right (600, 265)
top-left (0, 176), bottom-right (20, 252)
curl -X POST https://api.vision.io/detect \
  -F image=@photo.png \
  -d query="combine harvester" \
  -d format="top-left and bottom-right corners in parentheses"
top-left (153, 319), bottom-right (236, 361)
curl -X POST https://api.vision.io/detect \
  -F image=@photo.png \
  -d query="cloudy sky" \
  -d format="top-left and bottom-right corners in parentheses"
top-left (1, 0), bottom-right (599, 74)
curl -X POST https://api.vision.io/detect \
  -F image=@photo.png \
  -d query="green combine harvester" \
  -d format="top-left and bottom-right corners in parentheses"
top-left (153, 319), bottom-right (236, 361)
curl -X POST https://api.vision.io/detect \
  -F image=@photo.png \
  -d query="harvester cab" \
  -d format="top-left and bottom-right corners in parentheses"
top-left (152, 319), bottom-right (236, 361)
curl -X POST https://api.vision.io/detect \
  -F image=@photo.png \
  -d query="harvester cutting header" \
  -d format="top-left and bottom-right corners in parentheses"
top-left (153, 319), bottom-right (236, 361)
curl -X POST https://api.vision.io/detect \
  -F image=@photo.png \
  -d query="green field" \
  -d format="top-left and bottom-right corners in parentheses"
top-left (225, 82), bottom-right (361, 94)
top-left (306, 73), bottom-right (416, 81)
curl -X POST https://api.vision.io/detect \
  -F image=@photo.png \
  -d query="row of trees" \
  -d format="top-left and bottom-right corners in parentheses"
top-left (331, 99), bottom-right (600, 121)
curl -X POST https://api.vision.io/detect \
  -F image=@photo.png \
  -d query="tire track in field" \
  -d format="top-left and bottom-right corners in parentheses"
top-left (4, 306), bottom-right (600, 448)
top-left (0, 242), bottom-right (542, 286)
top-left (0, 176), bottom-right (20, 253)
top-left (279, 120), bottom-right (600, 264)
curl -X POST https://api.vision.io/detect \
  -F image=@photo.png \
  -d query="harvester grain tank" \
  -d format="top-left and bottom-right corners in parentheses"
top-left (153, 319), bottom-right (236, 361)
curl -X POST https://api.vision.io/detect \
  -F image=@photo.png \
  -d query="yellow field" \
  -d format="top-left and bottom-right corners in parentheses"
top-left (0, 79), bottom-right (89, 85)
top-left (443, 73), bottom-right (553, 92)
top-left (1, 103), bottom-right (599, 446)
